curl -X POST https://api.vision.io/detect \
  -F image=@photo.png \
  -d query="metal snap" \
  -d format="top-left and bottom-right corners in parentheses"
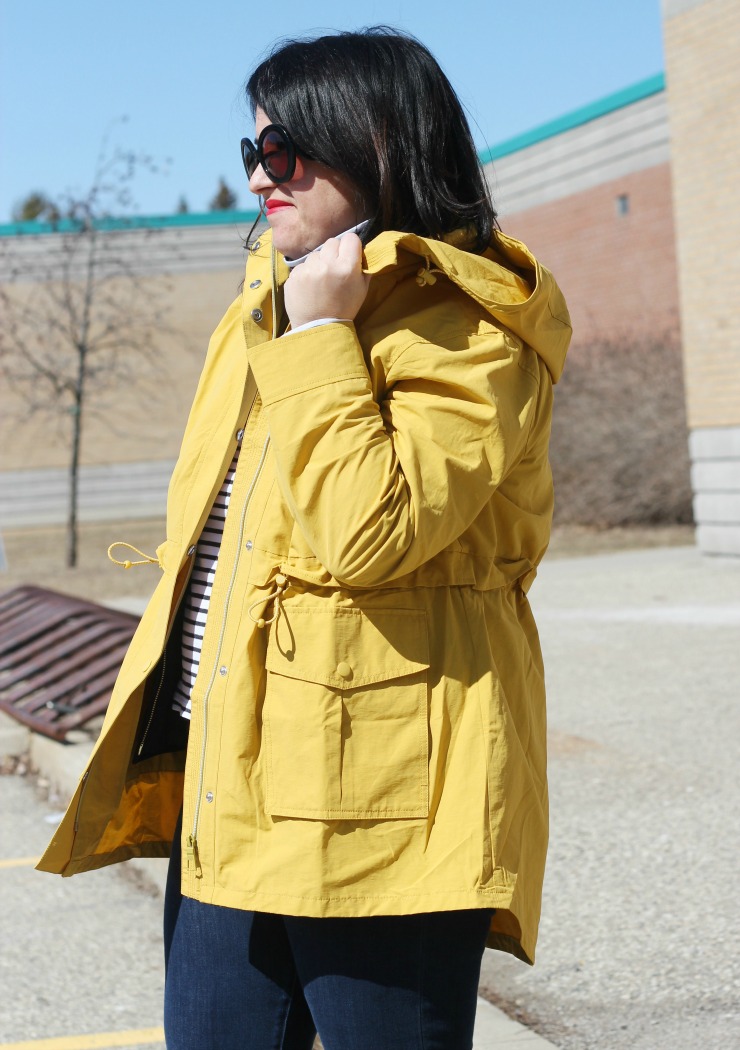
top-left (251, 240), bottom-right (261, 252)
top-left (251, 308), bottom-right (263, 322)
top-left (219, 666), bottom-right (228, 677)
top-left (206, 792), bottom-right (214, 803)
top-left (245, 540), bottom-right (254, 551)
top-left (249, 279), bottom-right (262, 289)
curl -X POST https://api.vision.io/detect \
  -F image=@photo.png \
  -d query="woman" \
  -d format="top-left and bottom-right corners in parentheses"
top-left (39, 28), bottom-right (571, 1050)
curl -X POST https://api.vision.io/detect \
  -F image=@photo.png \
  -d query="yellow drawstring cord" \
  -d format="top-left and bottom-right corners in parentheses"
top-left (107, 541), bottom-right (159, 570)
top-left (248, 573), bottom-right (290, 629)
top-left (416, 257), bottom-right (444, 287)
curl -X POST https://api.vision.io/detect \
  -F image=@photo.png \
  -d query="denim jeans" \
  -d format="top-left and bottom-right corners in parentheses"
top-left (163, 814), bottom-right (493, 1050)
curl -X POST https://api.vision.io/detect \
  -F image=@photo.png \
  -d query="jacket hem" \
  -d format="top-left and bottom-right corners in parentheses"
top-left (182, 881), bottom-right (535, 964)
top-left (37, 840), bottom-right (172, 876)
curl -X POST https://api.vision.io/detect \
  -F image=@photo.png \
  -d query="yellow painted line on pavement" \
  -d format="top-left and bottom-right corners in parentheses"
top-left (0, 857), bottom-right (40, 869)
top-left (0, 1028), bottom-right (165, 1049)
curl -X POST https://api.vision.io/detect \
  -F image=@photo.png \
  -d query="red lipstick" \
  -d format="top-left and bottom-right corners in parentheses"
top-left (265, 199), bottom-right (293, 214)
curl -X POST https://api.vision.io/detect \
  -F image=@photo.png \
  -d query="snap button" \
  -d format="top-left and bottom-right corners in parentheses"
top-left (251, 240), bottom-right (261, 252)
top-left (187, 545), bottom-right (197, 557)
top-left (219, 666), bottom-right (228, 677)
top-left (336, 661), bottom-right (352, 680)
top-left (206, 792), bottom-right (214, 803)
top-left (236, 428), bottom-right (245, 441)
top-left (249, 279), bottom-right (261, 289)
top-left (275, 573), bottom-right (287, 587)
top-left (245, 540), bottom-right (254, 551)
top-left (251, 308), bottom-right (263, 322)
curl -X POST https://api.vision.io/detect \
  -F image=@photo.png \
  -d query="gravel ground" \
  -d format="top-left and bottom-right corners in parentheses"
top-left (479, 545), bottom-right (740, 1049)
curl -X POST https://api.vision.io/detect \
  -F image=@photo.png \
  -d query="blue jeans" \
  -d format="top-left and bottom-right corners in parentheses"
top-left (164, 815), bottom-right (493, 1050)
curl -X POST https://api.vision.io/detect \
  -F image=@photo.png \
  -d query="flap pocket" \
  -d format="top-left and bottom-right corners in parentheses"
top-left (265, 607), bottom-right (429, 689)
top-left (263, 607), bottom-right (430, 820)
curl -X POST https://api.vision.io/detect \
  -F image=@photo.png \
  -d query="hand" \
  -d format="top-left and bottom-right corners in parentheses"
top-left (283, 233), bottom-right (370, 330)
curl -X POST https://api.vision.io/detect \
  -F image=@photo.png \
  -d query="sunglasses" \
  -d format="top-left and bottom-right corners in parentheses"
top-left (240, 123), bottom-right (313, 184)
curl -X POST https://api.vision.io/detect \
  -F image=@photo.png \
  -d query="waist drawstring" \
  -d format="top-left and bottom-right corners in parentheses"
top-left (248, 572), bottom-right (290, 629)
top-left (107, 542), bottom-right (159, 570)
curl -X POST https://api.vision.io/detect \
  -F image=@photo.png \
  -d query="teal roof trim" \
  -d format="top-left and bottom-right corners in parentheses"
top-left (478, 73), bottom-right (665, 165)
top-left (0, 209), bottom-right (261, 238)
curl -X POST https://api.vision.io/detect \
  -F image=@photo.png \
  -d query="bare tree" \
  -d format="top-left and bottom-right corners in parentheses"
top-left (0, 128), bottom-right (178, 567)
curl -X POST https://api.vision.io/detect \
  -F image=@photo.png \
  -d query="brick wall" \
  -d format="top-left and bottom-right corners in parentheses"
top-left (0, 268), bottom-right (242, 473)
top-left (664, 0), bottom-right (740, 554)
top-left (664, 0), bottom-right (740, 430)
top-left (499, 162), bottom-right (680, 347)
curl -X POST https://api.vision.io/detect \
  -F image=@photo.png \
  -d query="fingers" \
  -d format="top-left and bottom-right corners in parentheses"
top-left (303, 232), bottom-right (364, 273)
top-left (283, 233), bottom-right (369, 328)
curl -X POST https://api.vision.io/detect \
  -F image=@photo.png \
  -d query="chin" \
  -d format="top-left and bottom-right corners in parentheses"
top-left (266, 218), bottom-right (300, 259)
top-left (271, 235), bottom-right (302, 260)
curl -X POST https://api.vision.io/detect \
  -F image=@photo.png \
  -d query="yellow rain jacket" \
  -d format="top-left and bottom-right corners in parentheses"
top-left (38, 227), bottom-right (571, 964)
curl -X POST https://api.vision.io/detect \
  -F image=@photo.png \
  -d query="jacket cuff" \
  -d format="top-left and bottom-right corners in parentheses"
top-left (247, 322), bottom-right (369, 406)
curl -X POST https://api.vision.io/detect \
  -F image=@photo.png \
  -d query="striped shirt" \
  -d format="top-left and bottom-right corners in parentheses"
top-left (172, 442), bottom-right (241, 719)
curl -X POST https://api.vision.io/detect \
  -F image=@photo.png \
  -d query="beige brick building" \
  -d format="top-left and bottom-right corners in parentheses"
top-left (662, 0), bottom-right (740, 555)
top-left (2, 33), bottom-right (738, 554)
top-left (0, 214), bottom-right (258, 525)
top-left (1, 77), bottom-right (680, 532)
top-left (484, 76), bottom-right (680, 347)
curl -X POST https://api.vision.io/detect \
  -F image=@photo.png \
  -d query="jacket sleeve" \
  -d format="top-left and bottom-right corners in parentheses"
top-left (246, 319), bottom-right (542, 587)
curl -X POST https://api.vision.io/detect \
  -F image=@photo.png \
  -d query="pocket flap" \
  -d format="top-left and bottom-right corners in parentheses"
top-left (265, 607), bottom-right (429, 689)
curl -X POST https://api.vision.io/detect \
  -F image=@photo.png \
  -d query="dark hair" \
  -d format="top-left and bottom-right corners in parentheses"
top-left (246, 27), bottom-right (497, 249)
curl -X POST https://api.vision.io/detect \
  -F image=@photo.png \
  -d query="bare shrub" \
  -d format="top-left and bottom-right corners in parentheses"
top-left (550, 334), bottom-right (693, 526)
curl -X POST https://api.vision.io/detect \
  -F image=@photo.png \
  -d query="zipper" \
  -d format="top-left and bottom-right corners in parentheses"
top-left (73, 769), bottom-right (90, 833)
top-left (137, 650), bottom-right (168, 757)
top-left (188, 432), bottom-right (271, 871)
top-left (136, 547), bottom-right (197, 758)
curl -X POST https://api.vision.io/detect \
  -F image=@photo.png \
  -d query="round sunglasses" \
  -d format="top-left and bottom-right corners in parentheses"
top-left (241, 123), bottom-right (313, 184)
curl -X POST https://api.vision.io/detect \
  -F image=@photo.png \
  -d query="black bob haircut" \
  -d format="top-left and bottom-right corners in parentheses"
top-left (246, 27), bottom-right (498, 250)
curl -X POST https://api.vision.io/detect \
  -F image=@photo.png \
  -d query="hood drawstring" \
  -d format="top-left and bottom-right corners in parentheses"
top-left (248, 572), bottom-right (290, 629)
top-left (416, 258), bottom-right (445, 287)
top-left (107, 542), bottom-right (159, 570)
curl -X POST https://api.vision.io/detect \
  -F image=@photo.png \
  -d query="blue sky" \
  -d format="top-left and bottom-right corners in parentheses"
top-left (0, 0), bottom-right (665, 220)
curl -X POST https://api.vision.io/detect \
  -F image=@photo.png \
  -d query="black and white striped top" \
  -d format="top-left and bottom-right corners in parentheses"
top-left (172, 443), bottom-right (241, 719)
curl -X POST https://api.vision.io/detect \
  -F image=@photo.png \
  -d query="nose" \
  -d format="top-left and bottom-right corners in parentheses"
top-left (249, 163), bottom-right (275, 196)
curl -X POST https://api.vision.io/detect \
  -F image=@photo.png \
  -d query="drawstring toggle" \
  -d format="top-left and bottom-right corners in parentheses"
top-left (107, 542), bottom-right (160, 570)
top-left (248, 572), bottom-right (290, 629)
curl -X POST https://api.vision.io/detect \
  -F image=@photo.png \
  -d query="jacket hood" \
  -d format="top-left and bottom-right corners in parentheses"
top-left (362, 229), bottom-right (572, 383)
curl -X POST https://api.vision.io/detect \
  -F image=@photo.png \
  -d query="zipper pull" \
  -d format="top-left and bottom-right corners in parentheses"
top-left (185, 834), bottom-right (202, 876)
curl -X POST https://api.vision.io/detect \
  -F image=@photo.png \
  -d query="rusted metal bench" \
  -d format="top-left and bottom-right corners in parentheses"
top-left (0, 585), bottom-right (137, 742)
